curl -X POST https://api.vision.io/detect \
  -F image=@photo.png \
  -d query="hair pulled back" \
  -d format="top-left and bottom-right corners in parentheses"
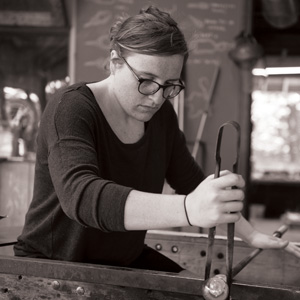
top-left (109, 6), bottom-right (188, 60)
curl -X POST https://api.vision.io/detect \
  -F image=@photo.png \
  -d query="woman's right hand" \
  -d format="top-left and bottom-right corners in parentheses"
top-left (185, 170), bottom-right (245, 228)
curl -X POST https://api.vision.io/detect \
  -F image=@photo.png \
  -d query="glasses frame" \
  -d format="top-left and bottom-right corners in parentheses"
top-left (120, 56), bottom-right (185, 99)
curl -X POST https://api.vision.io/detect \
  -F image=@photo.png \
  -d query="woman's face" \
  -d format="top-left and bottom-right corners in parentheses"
top-left (110, 52), bottom-right (184, 122)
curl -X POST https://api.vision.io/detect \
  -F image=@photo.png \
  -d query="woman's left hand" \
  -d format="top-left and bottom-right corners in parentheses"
top-left (246, 231), bottom-right (300, 258)
top-left (284, 241), bottom-right (300, 258)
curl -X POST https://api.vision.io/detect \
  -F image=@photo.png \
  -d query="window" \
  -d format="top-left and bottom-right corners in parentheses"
top-left (251, 75), bottom-right (300, 182)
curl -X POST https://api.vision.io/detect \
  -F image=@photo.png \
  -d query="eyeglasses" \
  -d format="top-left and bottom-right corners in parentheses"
top-left (121, 56), bottom-right (185, 99)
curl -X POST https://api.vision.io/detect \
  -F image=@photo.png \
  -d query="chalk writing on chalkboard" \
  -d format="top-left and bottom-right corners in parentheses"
top-left (189, 37), bottom-right (234, 56)
top-left (186, 76), bottom-right (212, 120)
top-left (187, 2), bottom-right (236, 14)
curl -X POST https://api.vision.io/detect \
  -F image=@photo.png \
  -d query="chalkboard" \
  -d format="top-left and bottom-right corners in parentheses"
top-left (75, 0), bottom-right (239, 81)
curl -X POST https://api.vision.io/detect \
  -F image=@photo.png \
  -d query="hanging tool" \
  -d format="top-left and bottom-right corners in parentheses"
top-left (192, 65), bottom-right (220, 160)
top-left (203, 121), bottom-right (241, 300)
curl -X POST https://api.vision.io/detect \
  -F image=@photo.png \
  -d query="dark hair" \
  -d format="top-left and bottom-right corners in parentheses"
top-left (109, 6), bottom-right (189, 61)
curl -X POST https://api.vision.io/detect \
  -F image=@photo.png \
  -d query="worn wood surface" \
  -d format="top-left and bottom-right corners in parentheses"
top-left (0, 273), bottom-right (201, 300)
top-left (145, 230), bottom-right (300, 287)
top-left (0, 255), bottom-right (299, 300)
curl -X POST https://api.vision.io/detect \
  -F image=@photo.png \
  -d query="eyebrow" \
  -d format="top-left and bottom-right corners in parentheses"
top-left (137, 69), bottom-right (182, 83)
top-left (122, 56), bottom-right (182, 84)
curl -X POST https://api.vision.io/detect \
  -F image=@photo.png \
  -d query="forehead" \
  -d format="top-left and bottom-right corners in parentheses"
top-left (125, 53), bottom-right (184, 79)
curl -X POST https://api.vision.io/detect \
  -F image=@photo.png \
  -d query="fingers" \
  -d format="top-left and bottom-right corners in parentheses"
top-left (258, 236), bottom-right (289, 249)
top-left (207, 170), bottom-right (231, 178)
top-left (208, 171), bottom-right (245, 190)
top-left (250, 236), bottom-right (300, 259)
top-left (205, 172), bottom-right (245, 203)
top-left (217, 189), bottom-right (244, 202)
top-left (269, 236), bottom-right (289, 249)
top-left (284, 242), bottom-right (300, 259)
top-left (221, 200), bottom-right (244, 213)
top-left (189, 171), bottom-right (245, 228)
top-left (219, 212), bottom-right (241, 224)
top-left (247, 231), bottom-right (290, 250)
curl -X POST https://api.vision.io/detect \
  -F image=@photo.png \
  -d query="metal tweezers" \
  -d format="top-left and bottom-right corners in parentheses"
top-left (204, 120), bottom-right (241, 300)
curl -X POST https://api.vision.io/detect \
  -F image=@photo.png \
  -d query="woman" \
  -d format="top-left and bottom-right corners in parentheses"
top-left (14, 6), bottom-right (299, 273)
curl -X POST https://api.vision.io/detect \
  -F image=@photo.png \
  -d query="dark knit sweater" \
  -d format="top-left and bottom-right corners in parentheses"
top-left (14, 82), bottom-right (204, 266)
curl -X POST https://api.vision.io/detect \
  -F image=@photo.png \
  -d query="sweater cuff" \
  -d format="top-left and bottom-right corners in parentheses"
top-left (98, 182), bottom-right (133, 232)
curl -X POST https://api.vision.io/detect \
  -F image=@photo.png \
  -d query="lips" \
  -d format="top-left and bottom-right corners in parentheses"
top-left (139, 105), bottom-right (159, 111)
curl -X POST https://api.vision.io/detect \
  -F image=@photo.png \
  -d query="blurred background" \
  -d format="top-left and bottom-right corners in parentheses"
top-left (0, 0), bottom-right (300, 240)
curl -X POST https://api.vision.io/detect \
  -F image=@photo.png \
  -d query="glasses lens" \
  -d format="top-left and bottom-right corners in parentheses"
top-left (163, 85), bottom-right (182, 99)
top-left (139, 79), bottom-right (184, 99)
top-left (139, 80), bottom-right (160, 95)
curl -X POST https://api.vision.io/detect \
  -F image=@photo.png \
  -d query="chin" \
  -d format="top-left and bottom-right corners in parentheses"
top-left (137, 111), bottom-right (157, 122)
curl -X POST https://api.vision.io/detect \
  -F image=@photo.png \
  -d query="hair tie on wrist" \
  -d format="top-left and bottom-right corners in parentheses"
top-left (184, 196), bottom-right (192, 226)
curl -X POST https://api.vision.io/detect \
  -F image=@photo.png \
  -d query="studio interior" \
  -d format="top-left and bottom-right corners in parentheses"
top-left (0, 1), bottom-right (299, 299)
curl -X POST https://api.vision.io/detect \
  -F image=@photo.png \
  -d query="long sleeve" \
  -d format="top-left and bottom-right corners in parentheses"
top-left (15, 82), bottom-right (205, 264)
top-left (47, 90), bottom-right (131, 231)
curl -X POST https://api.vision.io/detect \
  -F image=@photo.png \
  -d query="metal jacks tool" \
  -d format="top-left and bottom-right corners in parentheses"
top-left (203, 121), bottom-right (241, 300)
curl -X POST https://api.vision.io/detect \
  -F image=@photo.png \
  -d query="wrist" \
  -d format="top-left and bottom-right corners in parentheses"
top-left (235, 215), bottom-right (256, 243)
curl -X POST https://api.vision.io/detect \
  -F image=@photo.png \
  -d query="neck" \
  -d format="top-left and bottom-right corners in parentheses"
top-left (87, 80), bottom-right (145, 144)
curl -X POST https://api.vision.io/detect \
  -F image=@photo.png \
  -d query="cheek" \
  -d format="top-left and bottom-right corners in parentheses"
top-left (114, 72), bottom-right (133, 93)
top-left (113, 78), bottom-right (139, 109)
top-left (115, 82), bottom-right (134, 103)
top-left (116, 77), bottom-right (140, 101)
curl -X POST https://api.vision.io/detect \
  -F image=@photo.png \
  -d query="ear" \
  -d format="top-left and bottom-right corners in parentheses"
top-left (110, 50), bottom-right (122, 74)
top-left (110, 49), bottom-right (119, 61)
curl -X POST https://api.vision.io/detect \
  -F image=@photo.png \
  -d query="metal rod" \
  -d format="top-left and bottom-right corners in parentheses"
top-left (205, 226), bottom-right (216, 280)
top-left (226, 222), bottom-right (235, 299)
top-left (204, 121), bottom-right (240, 287)
top-left (232, 225), bottom-right (289, 278)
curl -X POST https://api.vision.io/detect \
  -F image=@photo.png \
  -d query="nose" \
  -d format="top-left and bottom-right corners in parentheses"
top-left (148, 88), bottom-right (165, 106)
